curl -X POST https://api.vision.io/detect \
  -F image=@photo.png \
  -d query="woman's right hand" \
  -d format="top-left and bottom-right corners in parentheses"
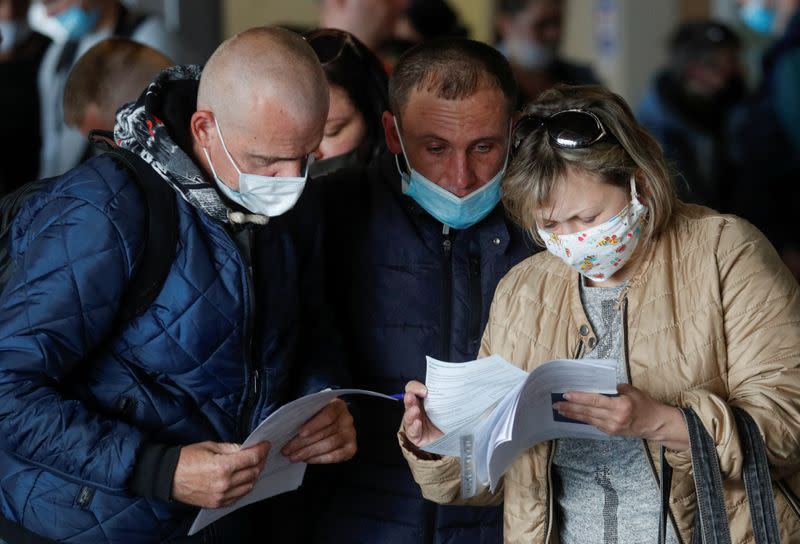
top-left (402, 380), bottom-right (444, 448)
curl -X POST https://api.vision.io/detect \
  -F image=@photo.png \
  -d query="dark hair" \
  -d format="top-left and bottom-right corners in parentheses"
top-left (406, 0), bottom-right (468, 39)
top-left (389, 38), bottom-right (518, 120)
top-left (305, 29), bottom-right (389, 162)
top-left (668, 20), bottom-right (741, 75)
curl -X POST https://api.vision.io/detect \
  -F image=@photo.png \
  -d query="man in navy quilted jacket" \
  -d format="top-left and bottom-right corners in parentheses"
top-left (0, 27), bottom-right (355, 543)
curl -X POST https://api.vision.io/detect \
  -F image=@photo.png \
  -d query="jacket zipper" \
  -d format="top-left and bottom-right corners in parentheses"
top-left (544, 441), bottom-right (556, 543)
top-left (572, 338), bottom-right (585, 359)
top-left (229, 226), bottom-right (259, 441)
top-left (441, 225), bottom-right (453, 360)
top-left (619, 295), bottom-right (685, 544)
top-left (468, 255), bottom-right (481, 348)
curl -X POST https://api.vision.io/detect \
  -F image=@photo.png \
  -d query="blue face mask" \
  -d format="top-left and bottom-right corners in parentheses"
top-left (393, 118), bottom-right (509, 230)
top-left (740, 1), bottom-right (776, 35)
top-left (55, 5), bottom-right (100, 40)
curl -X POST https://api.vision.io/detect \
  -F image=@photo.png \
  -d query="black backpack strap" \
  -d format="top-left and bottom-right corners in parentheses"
top-left (101, 146), bottom-right (179, 326)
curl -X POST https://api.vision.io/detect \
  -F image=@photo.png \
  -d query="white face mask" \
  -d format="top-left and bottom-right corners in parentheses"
top-left (203, 116), bottom-right (311, 218)
top-left (537, 178), bottom-right (647, 282)
top-left (0, 20), bottom-right (31, 54)
top-left (505, 38), bottom-right (557, 70)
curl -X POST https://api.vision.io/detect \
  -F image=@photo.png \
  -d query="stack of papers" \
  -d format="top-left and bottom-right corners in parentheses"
top-left (421, 355), bottom-right (618, 492)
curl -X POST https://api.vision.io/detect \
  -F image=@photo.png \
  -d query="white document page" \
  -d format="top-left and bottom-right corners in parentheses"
top-left (423, 355), bottom-right (528, 433)
top-left (422, 355), bottom-right (527, 456)
top-left (189, 388), bottom-right (395, 535)
top-left (485, 358), bottom-right (618, 490)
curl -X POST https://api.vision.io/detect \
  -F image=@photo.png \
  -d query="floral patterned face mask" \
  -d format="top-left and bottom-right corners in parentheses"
top-left (537, 178), bottom-right (647, 282)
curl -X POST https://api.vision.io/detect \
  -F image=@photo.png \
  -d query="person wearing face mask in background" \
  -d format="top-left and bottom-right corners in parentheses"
top-left (0, 0), bottom-right (50, 194)
top-left (400, 84), bottom-right (800, 544)
top-left (494, 0), bottom-right (599, 107)
top-left (0, 27), bottom-right (356, 543)
top-left (36, 0), bottom-right (182, 179)
top-left (299, 38), bottom-right (536, 544)
top-left (637, 20), bottom-right (745, 213)
top-left (728, 0), bottom-right (800, 281)
top-left (304, 28), bottom-right (389, 178)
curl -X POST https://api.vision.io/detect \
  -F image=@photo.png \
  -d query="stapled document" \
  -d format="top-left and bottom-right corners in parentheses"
top-left (420, 355), bottom-right (618, 494)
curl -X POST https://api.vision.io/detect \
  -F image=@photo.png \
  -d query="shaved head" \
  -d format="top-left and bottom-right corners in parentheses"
top-left (198, 26), bottom-right (328, 129)
top-left (192, 26), bottom-right (329, 190)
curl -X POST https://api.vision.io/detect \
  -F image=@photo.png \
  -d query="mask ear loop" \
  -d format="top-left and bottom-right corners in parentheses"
top-left (630, 175), bottom-right (646, 209)
top-left (213, 116), bottom-right (244, 176)
top-left (392, 116), bottom-right (414, 174)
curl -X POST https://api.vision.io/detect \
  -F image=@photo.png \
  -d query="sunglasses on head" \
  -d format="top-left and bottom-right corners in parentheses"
top-left (512, 109), bottom-right (613, 154)
top-left (304, 28), bottom-right (360, 66)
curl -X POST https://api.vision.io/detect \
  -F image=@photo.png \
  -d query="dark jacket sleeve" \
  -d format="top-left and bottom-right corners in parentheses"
top-left (0, 177), bottom-right (148, 493)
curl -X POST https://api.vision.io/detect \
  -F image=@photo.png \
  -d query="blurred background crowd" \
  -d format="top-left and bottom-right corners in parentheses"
top-left (0, 0), bottom-right (798, 272)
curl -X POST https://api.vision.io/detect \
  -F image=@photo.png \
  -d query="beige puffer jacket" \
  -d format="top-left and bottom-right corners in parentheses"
top-left (400, 204), bottom-right (800, 543)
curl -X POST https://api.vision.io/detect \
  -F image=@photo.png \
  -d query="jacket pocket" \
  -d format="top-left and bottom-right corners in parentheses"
top-left (21, 471), bottom-right (96, 538)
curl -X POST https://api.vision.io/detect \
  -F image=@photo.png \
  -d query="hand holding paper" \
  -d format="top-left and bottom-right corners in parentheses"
top-left (401, 381), bottom-right (444, 449)
top-left (172, 441), bottom-right (271, 509)
top-left (410, 355), bottom-right (618, 494)
top-left (189, 388), bottom-right (395, 536)
top-left (281, 398), bottom-right (356, 463)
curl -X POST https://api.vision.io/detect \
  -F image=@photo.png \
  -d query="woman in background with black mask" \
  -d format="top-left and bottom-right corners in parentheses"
top-left (305, 28), bottom-right (389, 177)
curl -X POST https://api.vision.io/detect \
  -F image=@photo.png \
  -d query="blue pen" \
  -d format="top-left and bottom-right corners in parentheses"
top-left (390, 393), bottom-right (405, 401)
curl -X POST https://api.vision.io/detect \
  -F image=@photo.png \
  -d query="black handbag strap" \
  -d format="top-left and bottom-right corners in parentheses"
top-left (732, 406), bottom-right (782, 543)
top-left (659, 445), bottom-right (673, 544)
top-left (682, 407), bottom-right (732, 544)
top-left (659, 407), bottom-right (782, 544)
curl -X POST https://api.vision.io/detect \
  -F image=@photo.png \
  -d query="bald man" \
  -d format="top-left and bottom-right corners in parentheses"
top-left (0, 27), bottom-right (353, 543)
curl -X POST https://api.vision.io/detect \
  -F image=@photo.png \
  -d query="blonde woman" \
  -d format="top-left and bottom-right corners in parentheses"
top-left (399, 85), bottom-right (800, 543)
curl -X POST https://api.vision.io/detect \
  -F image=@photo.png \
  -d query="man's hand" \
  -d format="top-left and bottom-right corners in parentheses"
top-left (281, 398), bottom-right (356, 463)
top-left (401, 380), bottom-right (443, 449)
top-left (171, 441), bottom-right (270, 509)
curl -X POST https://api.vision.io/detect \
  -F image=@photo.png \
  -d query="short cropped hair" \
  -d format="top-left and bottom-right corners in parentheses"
top-left (389, 37), bottom-right (518, 120)
top-left (64, 38), bottom-right (173, 127)
top-left (503, 84), bottom-right (676, 247)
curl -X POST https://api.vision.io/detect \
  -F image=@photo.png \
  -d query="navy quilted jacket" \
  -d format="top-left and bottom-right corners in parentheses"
top-left (0, 153), bottom-right (339, 542)
top-left (302, 155), bottom-right (537, 544)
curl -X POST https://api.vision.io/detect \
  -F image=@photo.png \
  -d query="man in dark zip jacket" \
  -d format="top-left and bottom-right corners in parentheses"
top-left (0, 27), bottom-right (354, 543)
top-left (304, 38), bottom-right (537, 544)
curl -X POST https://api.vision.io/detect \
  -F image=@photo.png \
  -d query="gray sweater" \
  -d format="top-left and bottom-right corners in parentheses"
top-left (553, 281), bottom-right (678, 544)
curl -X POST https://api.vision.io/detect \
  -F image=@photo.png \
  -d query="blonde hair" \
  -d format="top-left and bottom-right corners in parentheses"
top-left (502, 84), bottom-right (676, 246)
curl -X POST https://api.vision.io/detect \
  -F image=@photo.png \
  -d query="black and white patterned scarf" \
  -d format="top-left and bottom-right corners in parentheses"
top-left (114, 65), bottom-right (233, 223)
